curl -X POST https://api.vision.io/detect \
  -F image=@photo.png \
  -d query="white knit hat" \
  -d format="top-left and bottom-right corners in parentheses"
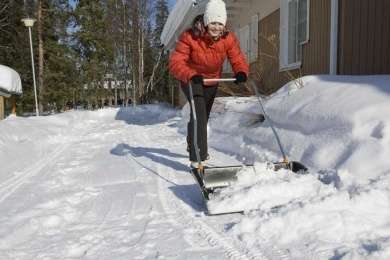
top-left (203, 0), bottom-right (227, 26)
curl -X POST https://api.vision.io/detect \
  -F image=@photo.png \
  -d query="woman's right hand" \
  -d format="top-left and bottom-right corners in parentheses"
top-left (191, 75), bottom-right (204, 85)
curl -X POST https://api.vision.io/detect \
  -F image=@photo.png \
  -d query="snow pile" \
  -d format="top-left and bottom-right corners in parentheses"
top-left (203, 75), bottom-right (390, 259)
top-left (207, 163), bottom-right (335, 214)
top-left (0, 64), bottom-right (22, 94)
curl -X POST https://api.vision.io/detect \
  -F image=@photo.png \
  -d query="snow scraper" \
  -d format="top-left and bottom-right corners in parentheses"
top-left (249, 79), bottom-right (308, 174)
top-left (187, 78), bottom-right (307, 215)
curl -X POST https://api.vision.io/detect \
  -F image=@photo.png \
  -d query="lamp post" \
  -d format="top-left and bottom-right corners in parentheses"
top-left (21, 17), bottom-right (39, 116)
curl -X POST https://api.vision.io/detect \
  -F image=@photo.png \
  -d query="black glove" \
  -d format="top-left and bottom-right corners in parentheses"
top-left (190, 74), bottom-right (204, 85)
top-left (234, 71), bottom-right (247, 84)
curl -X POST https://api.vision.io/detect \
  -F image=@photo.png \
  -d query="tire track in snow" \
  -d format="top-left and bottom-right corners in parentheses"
top-left (126, 121), bottom-right (253, 259)
top-left (120, 126), bottom-right (247, 258)
top-left (0, 122), bottom-right (101, 204)
top-left (145, 121), bottom-right (288, 260)
top-left (0, 145), bottom-right (71, 204)
top-left (156, 167), bottom-right (258, 260)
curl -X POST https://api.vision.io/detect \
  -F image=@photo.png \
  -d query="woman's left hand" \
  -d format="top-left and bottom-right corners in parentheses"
top-left (234, 71), bottom-right (247, 84)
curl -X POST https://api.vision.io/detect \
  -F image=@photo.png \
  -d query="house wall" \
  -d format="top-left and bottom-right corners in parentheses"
top-left (230, 0), bottom-right (279, 27)
top-left (258, 9), bottom-right (291, 94)
top-left (338, 0), bottom-right (390, 74)
top-left (302, 0), bottom-right (331, 75)
top-left (257, 0), bottom-right (331, 94)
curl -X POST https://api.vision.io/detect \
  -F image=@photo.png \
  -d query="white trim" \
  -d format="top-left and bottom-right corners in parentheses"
top-left (330, 0), bottom-right (339, 75)
top-left (300, 0), bottom-right (310, 45)
top-left (279, 0), bottom-right (309, 71)
top-left (279, 61), bottom-right (302, 71)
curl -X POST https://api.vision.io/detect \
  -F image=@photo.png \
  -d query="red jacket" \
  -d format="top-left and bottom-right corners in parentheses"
top-left (169, 29), bottom-right (249, 86)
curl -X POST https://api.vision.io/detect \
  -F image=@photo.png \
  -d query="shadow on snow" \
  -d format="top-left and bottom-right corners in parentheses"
top-left (110, 143), bottom-right (205, 212)
top-left (114, 105), bottom-right (179, 126)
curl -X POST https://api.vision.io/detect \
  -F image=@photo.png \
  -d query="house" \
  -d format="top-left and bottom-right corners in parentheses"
top-left (161, 0), bottom-right (390, 100)
top-left (0, 65), bottom-right (22, 119)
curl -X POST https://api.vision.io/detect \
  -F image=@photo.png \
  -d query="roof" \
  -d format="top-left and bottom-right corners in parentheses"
top-left (0, 64), bottom-right (22, 96)
top-left (160, 0), bottom-right (207, 50)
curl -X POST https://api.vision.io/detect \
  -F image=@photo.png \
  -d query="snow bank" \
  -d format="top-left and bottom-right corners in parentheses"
top-left (201, 75), bottom-right (390, 259)
top-left (0, 65), bottom-right (22, 95)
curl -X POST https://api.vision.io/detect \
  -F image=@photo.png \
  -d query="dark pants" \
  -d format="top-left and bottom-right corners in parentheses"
top-left (181, 83), bottom-right (218, 161)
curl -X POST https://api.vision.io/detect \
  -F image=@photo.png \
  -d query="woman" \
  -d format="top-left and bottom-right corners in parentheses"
top-left (169, 0), bottom-right (249, 167)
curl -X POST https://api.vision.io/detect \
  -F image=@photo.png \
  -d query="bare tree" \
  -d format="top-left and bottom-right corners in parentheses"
top-left (0, 1), bottom-right (10, 49)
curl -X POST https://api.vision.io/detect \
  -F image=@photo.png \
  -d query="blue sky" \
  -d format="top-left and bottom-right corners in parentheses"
top-left (168, 0), bottom-right (175, 10)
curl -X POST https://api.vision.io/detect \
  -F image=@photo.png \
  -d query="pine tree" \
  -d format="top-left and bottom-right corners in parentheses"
top-left (42, 0), bottom-right (79, 111)
top-left (73, 0), bottom-right (114, 109)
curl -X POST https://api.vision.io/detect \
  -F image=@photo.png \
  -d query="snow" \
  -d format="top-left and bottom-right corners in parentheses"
top-left (0, 64), bottom-right (22, 95)
top-left (1, 75), bottom-right (390, 259)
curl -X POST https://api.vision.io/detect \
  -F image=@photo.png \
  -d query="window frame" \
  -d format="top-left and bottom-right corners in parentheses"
top-left (279, 0), bottom-right (310, 71)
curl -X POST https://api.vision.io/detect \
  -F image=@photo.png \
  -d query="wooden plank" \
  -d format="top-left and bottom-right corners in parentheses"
top-left (0, 96), bottom-right (4, 120)
top-left (351, 0), bottom-right (361, 74)
top-left (324, 0), bottom-right (331, 73)
top-left (11, 96), bottom-right (16, 115)
top-left (322, 0), bottom-right (329, 73)
top-left (373, 0), bottom-right (383, 73)
top-left (345, 0), bottom-right (355, 74)
top-left (338, 0), bottom-right (347, 74)
top-left (359, 0), bottom-right (369, 74)
top-left (384, 0), bottom-right (390, 73)
top-left (340, 0), bottom-right (353, 74)
top-left (301, 0), bottom-right (332, 75)
top-left (313, 0), bottom-right (319, 73)
top-left (366, 1), bottom-right (375, 74)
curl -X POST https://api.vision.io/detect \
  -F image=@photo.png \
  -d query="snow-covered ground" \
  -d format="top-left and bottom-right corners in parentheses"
top-left (1, 75), bottom-right (390, 259)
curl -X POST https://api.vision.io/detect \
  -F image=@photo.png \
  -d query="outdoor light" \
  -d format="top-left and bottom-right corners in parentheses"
top-left (21, 17), bottom-right (39, 116)
top-left (21, 18), bottom-right (36, 27)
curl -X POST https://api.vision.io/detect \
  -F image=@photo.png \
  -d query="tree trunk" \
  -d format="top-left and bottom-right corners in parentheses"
top-left (138, 26), bottom-right (144, 98)
top-left (11, 96), bottom-right (16, 115)
top-left (37, 0), bottom-right (44, 113)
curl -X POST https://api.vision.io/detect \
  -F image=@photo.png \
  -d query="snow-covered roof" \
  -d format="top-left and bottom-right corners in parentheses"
top-left (0, 64), bottom-right (22, 96)
top-left (161, 0), bottom-right (207, 50)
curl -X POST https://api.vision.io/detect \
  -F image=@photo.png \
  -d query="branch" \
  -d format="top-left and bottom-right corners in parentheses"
top-left (0, 3), bottom-right (9, 15)
top-left (145, 47), bottom-right (164, 92)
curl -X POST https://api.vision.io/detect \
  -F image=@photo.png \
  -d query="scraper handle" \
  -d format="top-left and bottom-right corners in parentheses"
top-left (203, 78), bottom-right (236, 83)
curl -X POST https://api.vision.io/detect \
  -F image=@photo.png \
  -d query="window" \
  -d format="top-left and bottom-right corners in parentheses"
top-left (280, 0), bottom-right (309, 70)
top-left (223, 14), bottom-right (259, 73)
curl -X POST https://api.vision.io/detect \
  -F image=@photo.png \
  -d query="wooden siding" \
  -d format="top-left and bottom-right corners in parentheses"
top-left (257, 9), bottom-right (297, 94)
top-left (256, 0), bottom-right (331, 94)
top-left (339, 0), bottom-right (390, 74)
top-left (302, 0), bottom-right (331, 75)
